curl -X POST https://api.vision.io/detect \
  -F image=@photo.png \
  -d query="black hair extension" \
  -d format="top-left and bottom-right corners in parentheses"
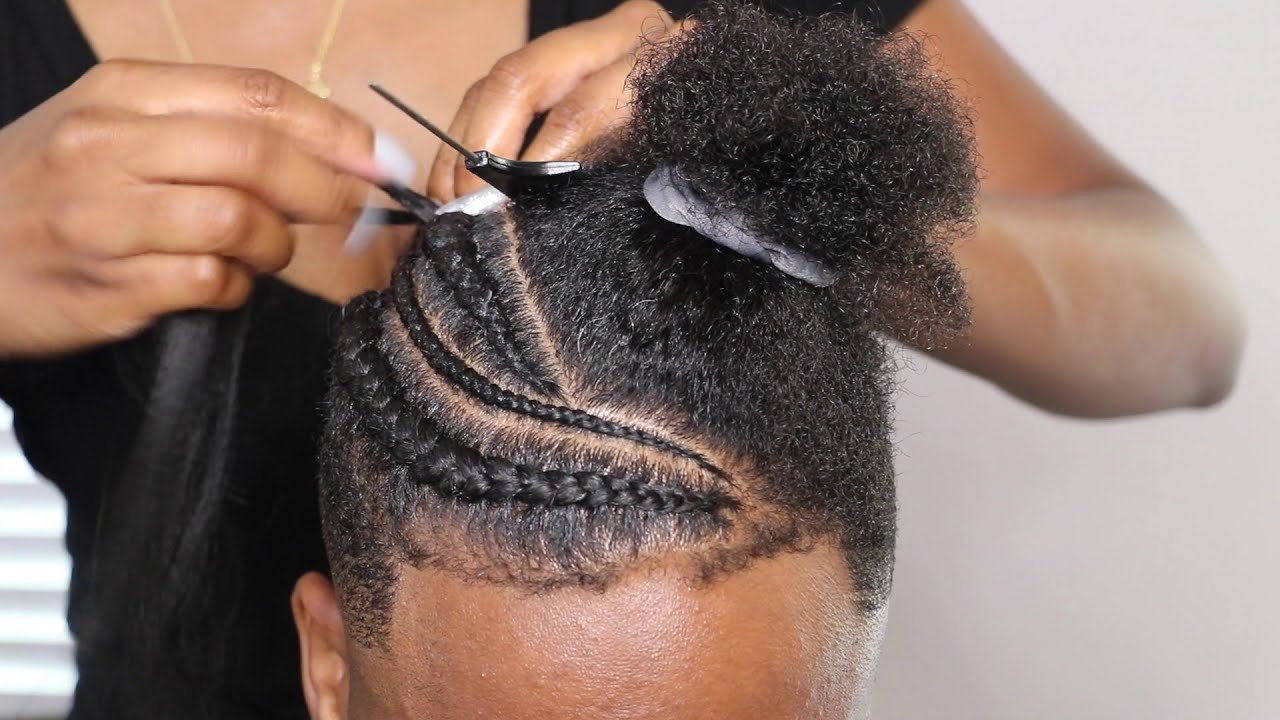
top-left (87, 308), bottom-right (249, 711)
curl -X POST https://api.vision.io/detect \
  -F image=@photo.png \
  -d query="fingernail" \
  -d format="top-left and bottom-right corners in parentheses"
top-left (373, 128), bottom-right (417, 186)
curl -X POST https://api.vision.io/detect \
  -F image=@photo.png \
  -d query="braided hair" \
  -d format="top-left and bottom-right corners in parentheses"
top-left (321, 2), bottom-right (976, 646)
top-left (336, 288), bottom-right (727, 515)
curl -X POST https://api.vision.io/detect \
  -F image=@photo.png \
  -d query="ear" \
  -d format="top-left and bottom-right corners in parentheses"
top-left (292, 572), bottom-right (351, 720)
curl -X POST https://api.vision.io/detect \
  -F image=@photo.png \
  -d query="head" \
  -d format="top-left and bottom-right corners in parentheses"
top-left (294, 4), bottom-right (975, 718)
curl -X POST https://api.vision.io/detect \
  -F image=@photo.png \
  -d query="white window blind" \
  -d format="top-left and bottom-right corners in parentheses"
top-left (0, 403), bottom-right (74, 719)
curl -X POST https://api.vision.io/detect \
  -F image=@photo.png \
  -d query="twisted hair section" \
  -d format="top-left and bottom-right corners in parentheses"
top-left (392, 214), bottom-right (724, 478)
top-left (335, 291), bottom-right (731, 514)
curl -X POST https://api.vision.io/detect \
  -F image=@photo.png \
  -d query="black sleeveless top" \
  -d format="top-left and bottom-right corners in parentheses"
top-left (0, 1), bottom-right (920, 718)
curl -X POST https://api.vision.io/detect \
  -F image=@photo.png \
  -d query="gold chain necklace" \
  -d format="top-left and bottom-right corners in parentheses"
top-left (159, 0), bottom-right (349, 99)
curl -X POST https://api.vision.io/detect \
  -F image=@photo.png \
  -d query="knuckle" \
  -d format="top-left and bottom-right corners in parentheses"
top-left (198, 193), bottom-right (257, 252)
top-left (453, 81), bottom-right (486, 118)
top-left (542, 101), bottom-right (599, 140)
top-left (304, 99), bottom-right (365, 157)
top-left (46, 200), bottom-right (94, 252)
top-left (326, 108), bottom-right (370, 157)
top-left (461, 81), bottom-right (485, 106)
top-left (206, 267), bottom-right (253, 309)
top-left (180, 255), bottom-right (234, 305)
top-left (81, 58), bottom-right (144, 92)
top-left (46, 107), bottom-right (114, 165)
top-left (237, 68), bottom-right (291, 115)
top-left (259, 230), bottom-right (295, 273)
top-left (486, 54), bottom-right (536, 98)
top-left (230, 129), bottom-right (282, 176)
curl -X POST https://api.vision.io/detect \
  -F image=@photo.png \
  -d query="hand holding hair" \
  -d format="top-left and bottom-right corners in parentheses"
top-left (426, 0), bottom-right (679, 202)
top-left (0, 60), bottom-right (389, 358)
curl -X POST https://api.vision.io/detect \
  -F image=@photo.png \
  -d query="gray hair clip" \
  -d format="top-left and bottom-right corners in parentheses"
top-left (642, 165), bottom-right (837, 287)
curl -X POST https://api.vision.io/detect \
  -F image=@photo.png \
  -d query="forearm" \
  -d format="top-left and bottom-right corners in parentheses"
top-left (933, 186), bottom-right (1245, 417)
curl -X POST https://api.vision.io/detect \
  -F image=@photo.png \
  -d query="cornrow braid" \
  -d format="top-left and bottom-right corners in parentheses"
top-left (336, 294), bottom-right (729, 514)
top-left (392, 242), bottom-right (725, 477)
top-left (424, 214), bottom-right (562, 399)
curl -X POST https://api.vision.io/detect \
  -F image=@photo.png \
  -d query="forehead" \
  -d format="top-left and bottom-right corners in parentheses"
top-left (351, 543), bottom-right (877, 720)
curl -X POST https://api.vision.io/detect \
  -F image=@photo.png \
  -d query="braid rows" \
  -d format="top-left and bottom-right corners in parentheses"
top-left (425, 214), bottom-right (561, 398)
top-left (337, 295), bottom-right (727, 514)
top-left (392, 243), bottom-right (724, 477)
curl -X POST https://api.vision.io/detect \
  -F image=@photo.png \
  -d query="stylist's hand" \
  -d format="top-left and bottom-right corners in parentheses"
top-left (427, 0), bottom-right (678, 201)
top-left (0, 60), bottom-right (378, 358)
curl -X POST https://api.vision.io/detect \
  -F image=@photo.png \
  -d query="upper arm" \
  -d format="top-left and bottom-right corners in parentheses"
top-left (900, 0), bottom-right (1141, 195)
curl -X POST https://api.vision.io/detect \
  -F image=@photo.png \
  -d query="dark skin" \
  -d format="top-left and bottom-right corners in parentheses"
top-left (292, 542), bottom-right (883, 720)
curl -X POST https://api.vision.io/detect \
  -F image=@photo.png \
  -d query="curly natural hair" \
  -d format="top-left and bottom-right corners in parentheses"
top-left (320, 1), bottom-right (977, 647)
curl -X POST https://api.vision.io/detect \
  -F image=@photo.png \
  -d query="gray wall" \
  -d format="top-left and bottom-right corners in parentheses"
top-left (875, 2), bottom-right (1279, 718)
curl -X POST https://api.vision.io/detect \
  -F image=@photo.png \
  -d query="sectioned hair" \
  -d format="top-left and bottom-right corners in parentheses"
top-left (321, 1), bottom-right (977, 646)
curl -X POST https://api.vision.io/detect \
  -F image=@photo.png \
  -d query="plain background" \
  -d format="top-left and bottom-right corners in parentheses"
top-left (1, 0), bottom-right (1277, 718)
top-left (875, 1), bottom-right (1279, 718)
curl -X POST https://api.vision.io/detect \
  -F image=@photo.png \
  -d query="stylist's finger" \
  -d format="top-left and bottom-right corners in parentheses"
top-left (68, 184), bottom-right (296, 274)
top-left (427, 0), bottom-right (674, 200)
top-left (73, 60), bottom-right (380, 179)
top-left (44, 254), bottom-right (253, 348)
top-left (89, 254), bottom-right (256, 324)
top-left (108, 113), bottom-right (367, 225)
top-left (518, 57), bottom-right (635, 162)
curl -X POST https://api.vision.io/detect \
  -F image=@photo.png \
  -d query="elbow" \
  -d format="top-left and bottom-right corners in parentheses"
top-left (1012, 267), bottom-right (1247, 418)
top-left (1145, 191), bottom-right (1248, 412)
top-left (1187, 300), bottom-right (1247, 409)
top-left (1183, 226), bottom-right (1248, 410)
